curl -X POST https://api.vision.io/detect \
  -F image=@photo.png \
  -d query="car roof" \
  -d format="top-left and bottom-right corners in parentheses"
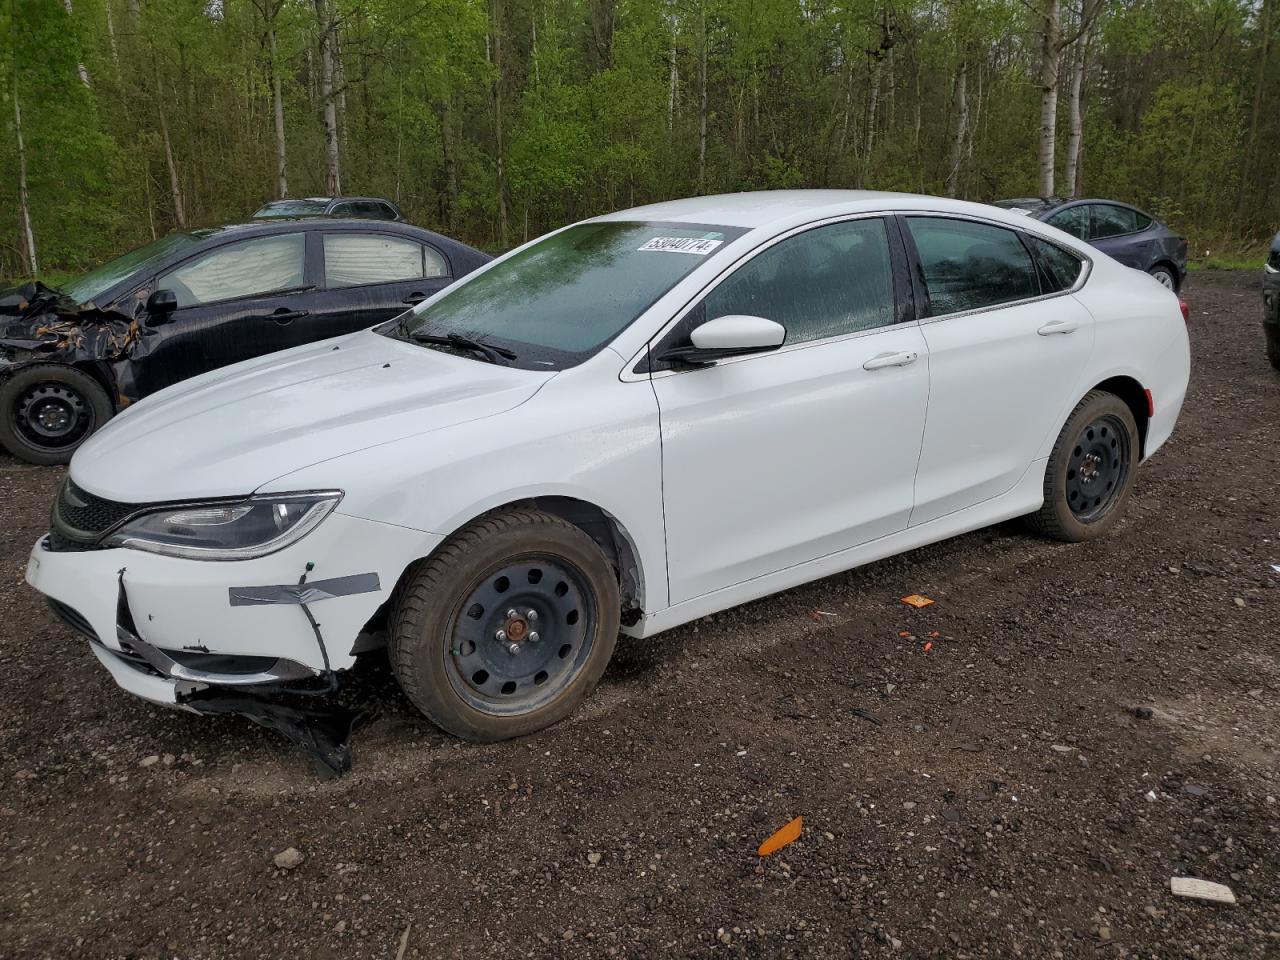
top-left (590, 189), bottom-right (1074, 233)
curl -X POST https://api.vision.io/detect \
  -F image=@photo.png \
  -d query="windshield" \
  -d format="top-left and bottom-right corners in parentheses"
top-left (253, 200), bottom-right (329, 218)
top-left (60, 233), bottom-right (204, 306)
top-left (386, 220), bottom-right (747, 369)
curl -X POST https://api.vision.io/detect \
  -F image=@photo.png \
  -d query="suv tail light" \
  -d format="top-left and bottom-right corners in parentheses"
top-left (1178, 299), bottom-right (1189, 324)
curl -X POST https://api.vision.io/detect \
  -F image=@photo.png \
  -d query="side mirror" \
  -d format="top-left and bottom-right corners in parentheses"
top-left (146, 288), bottom-right (178, 321)
top-left (657, 314), bottom-right (786, 367)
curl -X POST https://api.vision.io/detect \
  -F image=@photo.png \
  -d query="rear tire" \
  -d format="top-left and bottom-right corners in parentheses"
top-left (1148, 264), bottom-right (1178, 291)
top-left (0, 364), bottom-right (113, 465)
top-left (1266, 326), bottom-right (1280, 371)
top-left (1027, 390), bottom-right (1139, 543)
top-left (389, 509), bottom-right (620, 741)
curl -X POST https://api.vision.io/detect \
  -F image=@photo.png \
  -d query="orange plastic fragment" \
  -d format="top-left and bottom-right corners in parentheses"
top-left (898, 630), bottom-right (912, 638)
top-left (923, 641), bottom-right (933, 652)
top-left (901, 594), bottom-right (935, 608)
top-left (757, 816), bottom-right (803, 857)
top-left (928, 631), bottom-right (940, 638)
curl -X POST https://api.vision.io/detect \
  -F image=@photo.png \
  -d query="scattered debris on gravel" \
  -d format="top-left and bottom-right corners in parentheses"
top-left (0, 271), bottom-right (1277, 958)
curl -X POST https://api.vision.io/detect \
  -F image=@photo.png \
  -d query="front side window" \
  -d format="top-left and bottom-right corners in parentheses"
top-left (323, 233), bottom-right (445, 287)
top-left (1027, 236), bottom-right (1085, 292)
top-left (699, 218), bottom-right (896, 344)
top-left (1046, 205), bottom-right (1090, 240)
top-left (391, 220), bottom-right (748, 369)
top-left (350, 200), bottom-right (394, 219)
top-left (908, 217), bottom-right (1040, 317)
top-left (158, 234), bottom-right (305, 308)
top-left (1091, 204), bottom-right (1138, 239)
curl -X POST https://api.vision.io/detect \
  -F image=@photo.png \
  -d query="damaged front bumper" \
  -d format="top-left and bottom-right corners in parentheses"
top-left (26, 512), bottom-right (441, 770)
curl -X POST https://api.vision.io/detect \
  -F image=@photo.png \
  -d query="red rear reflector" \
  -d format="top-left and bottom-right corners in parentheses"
top-left (1178, 299), bottom-right (1189, 323)
top-left (1144, 388), bottom-right (1154, 417)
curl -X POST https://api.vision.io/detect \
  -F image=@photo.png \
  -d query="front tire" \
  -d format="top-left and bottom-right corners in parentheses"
top-left (390, 509), bottom-right (620, 741)
top-left (1028, 390), bottom-right (1139, 542)
top-left (0, 364), bottom-right (113, 465)
top-left (1266, 325), bottom-right (1280, 371)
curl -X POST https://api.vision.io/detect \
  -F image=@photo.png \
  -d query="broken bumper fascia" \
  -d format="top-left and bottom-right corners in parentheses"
top-left (26, 511), bottom-right (441, 708)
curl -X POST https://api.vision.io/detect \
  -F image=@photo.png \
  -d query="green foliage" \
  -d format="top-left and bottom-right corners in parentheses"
top-left (3, 0), bottom-right (1279, 279)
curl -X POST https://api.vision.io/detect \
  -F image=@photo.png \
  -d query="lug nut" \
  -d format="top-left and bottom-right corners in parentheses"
top-left (506, 608), bottom-right (518, 619)
top-left (526, 609), bottom-right (538, 622)
top-left (495, 629), bottom-right (507, 642)
top-left (507, 643), bottom-right (521, 656)
top-left (528, 631), bottom-right (540, 643)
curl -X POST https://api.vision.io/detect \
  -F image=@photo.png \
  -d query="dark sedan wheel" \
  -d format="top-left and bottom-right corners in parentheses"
top-left (390, 509), bottom-right (620, 741)
top-left (1148, 265), bottom-right (1178, 291)
top-left (0, 365), bottom-right (113, 465)
top-left (1028, 390), bottom-right (1139, 542)
top-left (1266, 326), bottom-right (1280, 372)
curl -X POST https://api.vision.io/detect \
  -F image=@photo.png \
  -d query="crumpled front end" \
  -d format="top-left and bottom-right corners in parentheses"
top-left (0, 281), bottom-right (154, 406)
top-left (26, 487), bottom-right (441, 773)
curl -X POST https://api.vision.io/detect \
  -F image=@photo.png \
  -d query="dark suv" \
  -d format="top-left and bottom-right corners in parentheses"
top-left (993, 198), bottom-right (1188, 291)
top-left (252, 196), bottom-right (405, 221)
top-left (1265, 232), bottom-right (1280, 370)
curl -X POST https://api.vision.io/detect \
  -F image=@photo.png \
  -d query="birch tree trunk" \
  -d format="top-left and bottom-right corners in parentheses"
top-left (946, 58), bottom-right (968, 197)
top-left (314, 0), bottom-right (341, 195)
top-left (62, 0), bottom-right (92, 87)
top-left (1065, 0), bottom-right (1102, 195)
top-left (1037, 0), bottom-right (1062, 196)
top-left (697, 0), bottom-right (707, 192)
top-left (155, 71), bottom-right (187, 227)
top-left (489, 0), bottom-right (508, 247)
top-left (261, 0), bottom-right (289, 198)
top-left (863, 54), bottom-right (883, 175)
top-left (14, 83), bottom-right (38, 276)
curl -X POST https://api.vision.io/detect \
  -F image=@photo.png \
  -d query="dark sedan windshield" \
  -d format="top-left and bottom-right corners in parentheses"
top-left (60, 232), bottom-right (204, 305)
top-left (387, 220), bottom-right (746, 369)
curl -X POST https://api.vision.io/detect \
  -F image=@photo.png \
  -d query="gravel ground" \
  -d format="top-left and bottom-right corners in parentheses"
top-left (1, 270), bottom-right (1277, 960)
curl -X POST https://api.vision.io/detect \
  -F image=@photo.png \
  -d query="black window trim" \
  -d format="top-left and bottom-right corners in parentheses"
top-left (317, 228), bottom-right (453, 291)
top-left (634, 212), bottom-right (916, 378)
top-left (898, 212), bottom-right (1092, 325)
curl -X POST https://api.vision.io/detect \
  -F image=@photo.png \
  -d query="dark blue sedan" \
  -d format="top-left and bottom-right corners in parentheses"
top-left (993, 198), bottom-right (1188, 292)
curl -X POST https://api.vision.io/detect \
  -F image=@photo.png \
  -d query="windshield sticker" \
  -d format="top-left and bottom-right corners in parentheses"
top-left (637, 237), bottom-right (724, 255)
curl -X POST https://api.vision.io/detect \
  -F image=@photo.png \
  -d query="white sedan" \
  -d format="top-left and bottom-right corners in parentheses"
top-left (26, 191), bottom-right (1190, 744)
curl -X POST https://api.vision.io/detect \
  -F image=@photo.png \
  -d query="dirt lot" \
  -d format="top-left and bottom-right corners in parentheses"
top-left (1, 270), bottom-right (1277, 960)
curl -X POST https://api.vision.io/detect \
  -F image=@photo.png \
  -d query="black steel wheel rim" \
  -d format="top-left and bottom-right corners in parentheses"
top-left (444, 554), bottom-right (597, 716)
top-left (13, 382), bottom-right (92, 448)
top-left (1065, 413), bottom-right (1130, 522)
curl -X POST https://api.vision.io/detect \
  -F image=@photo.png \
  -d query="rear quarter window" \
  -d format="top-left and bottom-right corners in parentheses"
top-left (1026, 236), bottom-right (1086, 292)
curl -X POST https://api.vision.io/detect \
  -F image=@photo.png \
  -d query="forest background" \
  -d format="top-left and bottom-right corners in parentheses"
top-left (3, 0), bottom-right (1277, 280)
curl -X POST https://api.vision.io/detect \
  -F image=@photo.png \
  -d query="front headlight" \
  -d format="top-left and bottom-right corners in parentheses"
top-left (103, 491), bottom-right (342, 560)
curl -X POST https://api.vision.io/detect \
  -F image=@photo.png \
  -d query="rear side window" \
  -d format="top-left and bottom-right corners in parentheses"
top-left (323, 233), bottom-right (447, 287)
top-left (907, 217), bottom-right (1039, 316)
top-left (1027, 236), bottom-right (1085, 292)
top-left (159, 234), bottom-right (305, 307)
top-left (701, 218), bottom-right (896, 344)
top-left (351, 200), bottom-right (395, 219)
top-left (1046, 205), bottom-right (1090, 240)
top-left (1091, 204), bottom-right (1139, 239)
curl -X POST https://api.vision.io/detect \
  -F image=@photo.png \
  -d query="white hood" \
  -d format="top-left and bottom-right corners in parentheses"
top-left (71, 331), bottom-right (552, 502)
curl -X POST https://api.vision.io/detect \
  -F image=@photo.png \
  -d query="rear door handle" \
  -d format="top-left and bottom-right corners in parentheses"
top-left (1037, 319), bottom-right (1078, 336)
top-left (862, 350), bottom-right (918, 371)
top-left (402, 292), bottom-right (427, 305)
top-left (269, 309), bottom-right (310, 324)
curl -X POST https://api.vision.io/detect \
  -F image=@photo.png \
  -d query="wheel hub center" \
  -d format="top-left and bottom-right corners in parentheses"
top-left (506, 617), bottom-right (529, 642)
top-left (36, 402), bottom-right (70, 430)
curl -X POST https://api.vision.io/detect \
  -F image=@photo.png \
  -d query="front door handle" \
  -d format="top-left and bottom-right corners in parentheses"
top-left (402, 292), bottom-right (427, 305)
top-left (1037, 318), bottom-right (1078, 336)
top-left (862, 350), bottom-right (918, 371)
top-left (269, 308), bottom-right (310, 324)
